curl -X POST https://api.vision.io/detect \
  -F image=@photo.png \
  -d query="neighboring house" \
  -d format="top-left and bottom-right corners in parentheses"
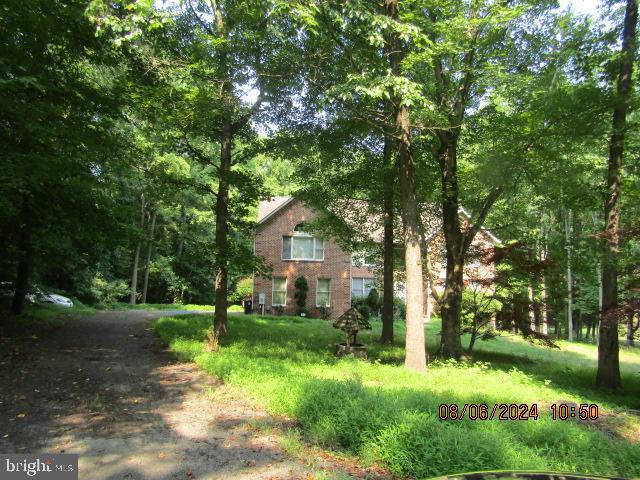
top-left (252, 196), bottom-right (499, 319)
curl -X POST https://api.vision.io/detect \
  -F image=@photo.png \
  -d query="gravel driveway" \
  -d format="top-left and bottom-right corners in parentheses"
top-left (0, 310), bottom-right (356, 479)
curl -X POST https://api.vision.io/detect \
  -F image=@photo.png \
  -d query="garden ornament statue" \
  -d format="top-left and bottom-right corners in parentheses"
top-left (333, 307), bottom-right (371, 358)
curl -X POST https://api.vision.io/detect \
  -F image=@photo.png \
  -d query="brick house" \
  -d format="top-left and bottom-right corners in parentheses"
top-left (252, 197), bottom-right (376, 318)
top-left (252, 196), bottom-right (499, 319)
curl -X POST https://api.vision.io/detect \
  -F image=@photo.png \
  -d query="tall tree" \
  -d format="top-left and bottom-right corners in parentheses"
top-left (1, 0), bottom-right (130, 315)
top-left (140, 0), bottom-right (300, 341)
top-left (384, 0), bottom-right (427, 371)
top-left (596, 0), bottom-right (638, 390)
top-left (380, 131), bottom-right (396, 344)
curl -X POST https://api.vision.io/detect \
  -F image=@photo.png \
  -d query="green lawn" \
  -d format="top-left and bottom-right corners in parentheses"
top-left (156, 314), bottom-right (640, 479)
top-left (112, 302), bottom-right (243, 312)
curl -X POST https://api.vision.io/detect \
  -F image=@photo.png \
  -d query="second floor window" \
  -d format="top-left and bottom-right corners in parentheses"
top-left (352, 253), bottom-right (376, 267)
top-left (282, 228), bottom-right (325, 261)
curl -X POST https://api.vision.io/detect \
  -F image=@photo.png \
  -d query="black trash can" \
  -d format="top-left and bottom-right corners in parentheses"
top-left (243, 299), bottom-right (252, 314)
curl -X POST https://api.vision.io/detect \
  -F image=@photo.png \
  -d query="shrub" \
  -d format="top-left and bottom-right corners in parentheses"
top-left (366, 288), bottom-right (381, 316)
top-left (87, 273), bottom-right (129, 307)
top-left (351, 298), bottom-right (372, 321)
top-left (294, 276), bottom-right (309, 315)
top-left (393, 296), bottom-right (406, 320)
top-left (318, 305), bottom-right (332, 320)
top-left (228, 276), bottom-right (253, 304)
top-left (461, 287), bottom-right (502, 353)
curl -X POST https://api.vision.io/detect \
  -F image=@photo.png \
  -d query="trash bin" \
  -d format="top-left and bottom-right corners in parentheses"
top-left (243, 299), bottom-right (252, 314)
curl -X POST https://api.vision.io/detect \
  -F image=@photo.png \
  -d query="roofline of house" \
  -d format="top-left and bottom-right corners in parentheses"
top-left (256, 197), bottom-right (297, 227)
top-left (457, 206), bottom-right (501, 244)
top-left (255, 196), bottom-right (501, 245)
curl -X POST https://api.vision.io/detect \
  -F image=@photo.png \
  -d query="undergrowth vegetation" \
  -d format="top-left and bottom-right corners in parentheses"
top-left (155, 314), bottom-right (640, 479)
top-left (111, 302), bottom-right (233, 312)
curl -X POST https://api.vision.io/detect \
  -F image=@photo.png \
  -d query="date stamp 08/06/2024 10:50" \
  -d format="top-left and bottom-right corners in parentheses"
top-left (438, 403), bottom-right (600, 421)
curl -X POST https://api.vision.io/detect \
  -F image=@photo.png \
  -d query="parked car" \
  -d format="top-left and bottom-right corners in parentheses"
top-left (40, 292), bottom-right (74, 308)
top-left (0, 281), bottom-right (14, 297)
top-left (26, 286), bottom-right (74, 308)
top-left (0, 283), bottom-right (73, 307)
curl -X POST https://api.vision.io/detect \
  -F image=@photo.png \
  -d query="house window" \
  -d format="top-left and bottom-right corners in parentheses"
top-left (272, 277), bottom-right (287, 306)
top-left (351, 277), bottom-right (375, 299)
top-left (316, 279), bottom-right (331, 307)
top-left (352, 253), bottom-right (376, 267)
top-left (282, 231), bottom-right (325, 261)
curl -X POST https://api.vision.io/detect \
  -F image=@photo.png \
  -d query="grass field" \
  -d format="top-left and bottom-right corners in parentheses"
top-left (156, 313), bottom-right (640, 479)
top-left (112, 302), bottom-right (243, 312)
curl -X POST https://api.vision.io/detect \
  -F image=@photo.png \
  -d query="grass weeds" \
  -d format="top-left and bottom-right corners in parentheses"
top-left (112, 302), bottom-right (243, 312)
top-left (155, 314), bottom-right (640, 478)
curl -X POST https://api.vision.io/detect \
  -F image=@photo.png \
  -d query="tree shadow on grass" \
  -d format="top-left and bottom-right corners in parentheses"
top-left (156, 313), bottom-right (640, 478)
top-left (171, 314), bottom-right (640, 424)
top-left (289, 375), bottom-right (640, 480)
top-left (469, 347), bottom-right (640, 410)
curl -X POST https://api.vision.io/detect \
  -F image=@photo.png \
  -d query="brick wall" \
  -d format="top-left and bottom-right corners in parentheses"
top-left (253, 198), bottom-right (496, 319)
top-left (253, 199), bottom-right (362, 319)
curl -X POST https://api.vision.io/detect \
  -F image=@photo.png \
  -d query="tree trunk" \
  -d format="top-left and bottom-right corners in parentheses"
top-left (380, 132), bottom-right (395, 344)
top-left (129, 192), bottom-right (145, 305)
top-left (385, 0), bottom-right (426, 372)
top-left (212, 1), bottom-right (232, 340)
top-left (467, 330), bottom-right (477, 354)
top-left (176, 205), bottom-right (186, 257)
top-left (10, 217), bottom-right (32, 316)
top-left (141, 210), bottom-right (157, 304)
top-left (577, 308), bottom-right (583, 340)
top-left (528, 283), bottom-right (537, 332)
top-left (213, 118), bottom-right (231, 337)
top-left (626, 314), bottom-right (638, 346)
top-left (438, 138), bottom-right (465, 359)
top-left (592, 210), bottom-right (603, 344)
top-left (540, 283), bottom-right (549, 335)
top-left (596, 261), bottom-right (603, 345)
top-left (540, 216), bottom-right (549, 335)
top-left (597, 0), bottom-right (637, 390)
top-left (565, 209), bottom-right (573, 341)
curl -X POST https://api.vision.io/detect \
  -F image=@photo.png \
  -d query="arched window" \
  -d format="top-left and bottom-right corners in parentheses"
top-left (283, 223), bottom-right (324, 261)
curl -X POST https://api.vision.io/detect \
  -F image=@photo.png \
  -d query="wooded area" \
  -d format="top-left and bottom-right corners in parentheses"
top-left (1, 0), bottom-right (639, 394)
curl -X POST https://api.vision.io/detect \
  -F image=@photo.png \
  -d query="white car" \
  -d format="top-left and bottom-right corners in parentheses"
top-left (0, 281), bottom-right (14, 297)
top-left (27, 287), bottom-right (74, 308)
top-left (41, 293), bottom-right (74, 308)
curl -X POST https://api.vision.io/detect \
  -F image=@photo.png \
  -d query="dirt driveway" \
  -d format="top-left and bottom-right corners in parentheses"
top-left (0, 310), bottom-right (365, 479)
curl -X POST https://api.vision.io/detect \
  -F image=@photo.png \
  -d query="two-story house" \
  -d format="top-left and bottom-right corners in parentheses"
top-left (252, 196), bottom-right (499, 319)
top-left (253, 197), bottom-right (376, 318)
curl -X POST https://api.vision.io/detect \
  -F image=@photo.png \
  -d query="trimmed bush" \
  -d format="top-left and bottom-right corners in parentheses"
top-left (366, 288), bottom-right (381, 316)
top-left (294, 276), bottom-right (309, 316)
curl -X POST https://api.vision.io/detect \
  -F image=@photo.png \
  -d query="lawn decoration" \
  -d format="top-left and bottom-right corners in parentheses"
top-left (333, 307), bottom-right (371, 358)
